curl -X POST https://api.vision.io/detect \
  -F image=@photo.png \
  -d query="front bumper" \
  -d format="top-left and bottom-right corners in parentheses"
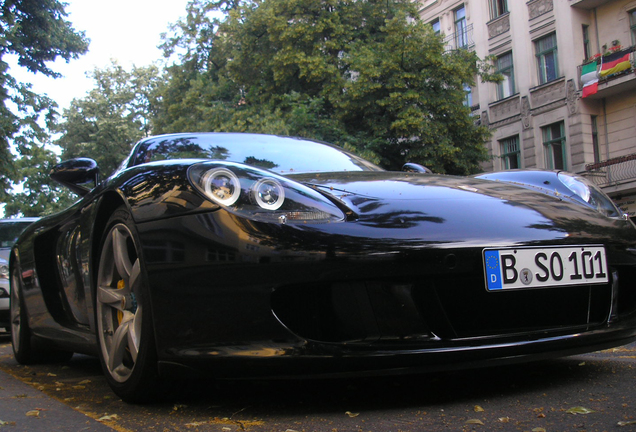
top-left (155, 320), bottom-right (636, 379)
top-left (135, 210), bottom-right (636, 379)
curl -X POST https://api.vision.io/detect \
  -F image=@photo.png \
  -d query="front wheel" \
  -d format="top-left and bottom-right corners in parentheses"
top-left (96, 207), bottom-right (159, 403)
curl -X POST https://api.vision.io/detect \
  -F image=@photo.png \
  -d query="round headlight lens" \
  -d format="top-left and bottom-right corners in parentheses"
top-left (559, 174), bottom-right (591, 202)
top-left (0, 258), bottom-right (8, 280)
top-left (252, 178), bottom-right (285, 210)
top-left (189, 162), bottom-right (346, 224)
top-left (558, 172), bottom-right (620, 217)
top-left (201, 168), bottom-right (241, 206)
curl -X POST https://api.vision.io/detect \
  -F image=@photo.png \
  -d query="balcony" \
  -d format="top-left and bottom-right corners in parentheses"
top-left (578, 47), bottom-right (636, 100)
top-left (444, 24), bottom-right (475, 52)
top-left (569, 0), bottom-right (614, 9)
top-left (584, 153), bottom-right (636, 189)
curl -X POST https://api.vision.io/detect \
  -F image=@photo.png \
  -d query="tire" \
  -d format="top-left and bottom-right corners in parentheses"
top-left (11, 265), bottom-right (73, 364)
top-left (95, 207), bottom-right (159, 403)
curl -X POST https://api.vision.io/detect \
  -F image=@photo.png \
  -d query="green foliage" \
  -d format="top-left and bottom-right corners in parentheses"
top-left (55, 62), bottom-right (162, 177)
top-left (1, 77), bottom-right (77, 217)
top-left (4, 0), bottom-right (499, 216)
top-left (3, 142), bottom-right (76, 217)
top-left (154, 0), bottom-right (496, 174)
top-left (0, 0), bottom-right (88, 215)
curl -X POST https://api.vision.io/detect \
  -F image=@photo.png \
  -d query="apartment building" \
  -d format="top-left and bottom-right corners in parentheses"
top-left (419, 0), bottom-right (636, 216)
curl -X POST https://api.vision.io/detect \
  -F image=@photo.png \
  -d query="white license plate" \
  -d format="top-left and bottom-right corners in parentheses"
top-left (483, 245), bottom-right (608, 291)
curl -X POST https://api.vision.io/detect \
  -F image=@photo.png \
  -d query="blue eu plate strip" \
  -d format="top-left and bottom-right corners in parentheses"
top-left (484, 250), bottom-right (502, 290)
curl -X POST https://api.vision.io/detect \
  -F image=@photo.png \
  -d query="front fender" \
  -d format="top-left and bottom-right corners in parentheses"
top-left (109, 160), bottom-right (220, 223)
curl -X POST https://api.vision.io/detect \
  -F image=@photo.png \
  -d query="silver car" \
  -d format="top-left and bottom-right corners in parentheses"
top-left (0, 218), bottom-right (37, 331)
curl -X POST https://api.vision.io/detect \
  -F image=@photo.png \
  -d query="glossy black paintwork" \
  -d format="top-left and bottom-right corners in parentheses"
top-left (10, 133), bottom-right (636, 379)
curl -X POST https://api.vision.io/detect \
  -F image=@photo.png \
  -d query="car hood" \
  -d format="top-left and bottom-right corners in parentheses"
top-left (287, 171), bottom-right (636, 248)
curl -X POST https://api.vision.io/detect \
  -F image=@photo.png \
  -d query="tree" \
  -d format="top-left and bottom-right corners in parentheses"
top-left (55, 62), bottom-right (162, 177)
top-left (0, 0), bottom-right (88, 213)
top-left (154, 0), bottom-right (497, 174)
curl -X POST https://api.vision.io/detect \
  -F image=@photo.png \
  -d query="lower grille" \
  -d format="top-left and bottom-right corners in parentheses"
top-left (272, 281), bottom-right (432, 343)
top-left (424, 275), bottom-right (610, 338)
top-left (271, 274), bottom-right (618, 344)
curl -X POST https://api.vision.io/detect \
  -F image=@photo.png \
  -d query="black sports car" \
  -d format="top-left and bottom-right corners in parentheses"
top-left (9, 132), bottom-right (636, 402)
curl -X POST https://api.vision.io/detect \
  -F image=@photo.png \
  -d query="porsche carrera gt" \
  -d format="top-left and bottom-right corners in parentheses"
top-left (9, 132), bottom-right (636, 402)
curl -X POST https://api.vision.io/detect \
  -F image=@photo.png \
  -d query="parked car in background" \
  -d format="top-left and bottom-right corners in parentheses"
top-left (0, 218), bottom-right (38, 261)
top-left (0, 257), bottom-right (8, 331)
top-left (8, 133), bottom-right (636, 403)
top-left (0, 218), bottom-right (37, 331)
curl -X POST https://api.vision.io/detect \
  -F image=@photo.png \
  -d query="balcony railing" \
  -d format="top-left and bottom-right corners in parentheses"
top-left (443, 24), bottom-right (475, 52)
top-left (584, 153), bottom-right (636, 188)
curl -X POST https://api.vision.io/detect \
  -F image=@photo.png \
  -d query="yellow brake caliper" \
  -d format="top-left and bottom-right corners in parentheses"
top-left (117, 279), bottom-right (125, 324)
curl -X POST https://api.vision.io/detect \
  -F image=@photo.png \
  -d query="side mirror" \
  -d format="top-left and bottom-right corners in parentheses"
top-left (50, 158), bottom-right (100, 197)
top-left (402, 163), bottom-right (432, 174)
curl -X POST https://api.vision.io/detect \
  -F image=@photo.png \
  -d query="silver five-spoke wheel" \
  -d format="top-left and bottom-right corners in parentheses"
top-left (97, 222), bottom-right (143, 383)
top-left (95, 207), bottom-right (158, 403)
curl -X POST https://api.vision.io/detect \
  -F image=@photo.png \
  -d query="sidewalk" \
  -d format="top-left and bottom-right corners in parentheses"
top-left (0, 359), bottom-right (114, 431)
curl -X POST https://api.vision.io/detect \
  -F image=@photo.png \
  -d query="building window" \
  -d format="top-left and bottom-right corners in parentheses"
top-left (591, 115), bottom-right (600, 164)
top-left (582, 25), bottom-right (591, 61)
top-left (535, 33), bottom-right (559, 84)
top-left (490, 0), bottom-right (508, 19)
top-left (454, 5), bottom-right (468, 49)
top-left (500, 136), bottom-right (520, 169)
top-left (542, 122), bottom-right (566, 170)
top-left (464, 84), bottom-right (473, 108)
top-left (431, 19), bottom-right (441, 35)
top-left (496, 52), bottom-right (515, 100)
top-left (630, 10), bottom-right (636, 45)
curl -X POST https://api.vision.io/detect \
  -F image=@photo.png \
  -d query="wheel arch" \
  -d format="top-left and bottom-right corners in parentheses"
top-left (91, 192), bottom-right (128, 280)
top-left (89, 192), bottom-right (160, 360)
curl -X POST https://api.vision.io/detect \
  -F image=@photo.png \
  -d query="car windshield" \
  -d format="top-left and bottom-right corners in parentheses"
top-left (130, 133), bottom-right (382, 174)
top-left (0, 221), bottom-right (33, 248)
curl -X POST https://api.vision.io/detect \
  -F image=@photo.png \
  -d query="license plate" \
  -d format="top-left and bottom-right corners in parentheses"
top-left (483, 245), bottom-right (608, 291)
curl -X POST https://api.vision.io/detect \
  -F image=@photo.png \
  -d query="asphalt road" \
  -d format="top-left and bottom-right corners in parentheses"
top-left (0, 332), bottom-right (635, 432)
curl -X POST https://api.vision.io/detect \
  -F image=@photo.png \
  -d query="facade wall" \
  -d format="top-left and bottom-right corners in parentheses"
top-left (418, 0), bottom-right (636, 210)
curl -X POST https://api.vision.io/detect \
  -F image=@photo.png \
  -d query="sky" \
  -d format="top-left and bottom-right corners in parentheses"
top-left (11, 0), bottom-right (191, 110)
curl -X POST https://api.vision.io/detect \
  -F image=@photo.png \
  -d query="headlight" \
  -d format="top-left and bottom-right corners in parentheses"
top-left (558, 172), bottom-right (620, 217)
top-left (0, 258), bottom-right (8, 280)
top-left (189, 162), bottom-right (346, 224)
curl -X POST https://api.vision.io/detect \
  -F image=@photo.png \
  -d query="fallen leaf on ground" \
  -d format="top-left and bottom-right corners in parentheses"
top-left (618, 420), bottom-right (636, 426)
top-left (474, 405), bottom-right (485, 412)
top-left (78, 380), bottom-right (91, 385)
top-left (345, 411), bottom-right (359, 418)
top-left (97, 414), bottom-right (120, 422)
top-left (25, 410), bottom-right (40, 417)
top-left (532, 428), bottom-right (546, 432)
top-left (566, 406), bottom-right (595, 415)
top-left (465, 419), bottom-right (484, 425)
top-left (498, 417), bottom-right (510, 423)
